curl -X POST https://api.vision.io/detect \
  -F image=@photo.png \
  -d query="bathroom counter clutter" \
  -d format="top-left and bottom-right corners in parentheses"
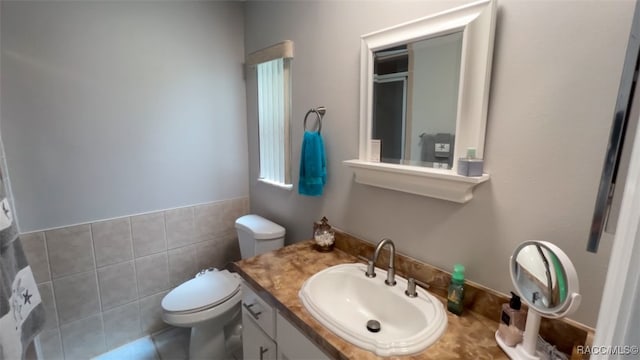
top-left (230, 240), bottom-right (508, 359)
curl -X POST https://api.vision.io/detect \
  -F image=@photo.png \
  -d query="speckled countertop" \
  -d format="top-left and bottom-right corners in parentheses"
top-left (230, 241), bottom-right (508, 359)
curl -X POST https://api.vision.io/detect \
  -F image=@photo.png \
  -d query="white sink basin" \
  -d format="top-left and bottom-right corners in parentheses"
top-left (299, 263), bottom-right (447, 356)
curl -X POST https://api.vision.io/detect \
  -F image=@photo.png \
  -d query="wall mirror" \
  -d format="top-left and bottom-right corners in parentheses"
top-left (344, 0), bottom-right (496, 202)
top-left (373, 32), bottom-right (463, 168)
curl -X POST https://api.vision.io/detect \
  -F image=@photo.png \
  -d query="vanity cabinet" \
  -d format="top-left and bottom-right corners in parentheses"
top-left (241, 281), bottom-right (329, 360)
top-left (243, 315), bottom-right (277, 360)
top-left (276, 312), bottom-right (329, 360)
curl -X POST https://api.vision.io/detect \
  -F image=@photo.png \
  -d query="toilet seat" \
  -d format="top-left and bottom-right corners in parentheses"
top-left (161, 270), bottom-right (242, 327)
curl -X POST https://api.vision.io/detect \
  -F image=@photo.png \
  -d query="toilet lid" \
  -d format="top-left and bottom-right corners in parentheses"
top-left (162, 269), bottom-right (241, 313)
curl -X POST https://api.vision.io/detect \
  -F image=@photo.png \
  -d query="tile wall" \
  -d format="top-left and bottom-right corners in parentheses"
top-left (20, 197), bottom-right (249, 359)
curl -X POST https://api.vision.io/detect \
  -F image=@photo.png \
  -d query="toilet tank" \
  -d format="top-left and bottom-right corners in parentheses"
top-left (235, 215), bottom-right (285, 259)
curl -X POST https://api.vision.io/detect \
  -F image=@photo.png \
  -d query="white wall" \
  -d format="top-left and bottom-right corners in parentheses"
top-left (1, 1), bottom-right (247, 232)
top-left (244, 0), bottom-right (633, 327)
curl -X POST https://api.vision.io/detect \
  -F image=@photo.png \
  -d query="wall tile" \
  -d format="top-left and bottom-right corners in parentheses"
top-left (194, 240), bottom-right (226, 270)
top-left (223, 198), bottom-right (249, 235)
top-left (92, 218), bottom-right (133, 267)
top-left (139, 291), bottom-right (169, 334)
top-left (46, 225), bottom-right (94, 279)
top-left (103, 301), bottom-right (141, 349)
top-left (242, 197), bottom-right (250, 214)
top-left (21, 232), bottom-right (51, 283)
top-left (194, 202), bottom-right (224, 242)
top-left (97, 261), bottom-right (138, 310)
top-left (33, 199), bottom-right (246, 358)
top-left (131, 212), bottom-right (166, 257)
top-left (39, 329), bottom-right (63, 360)
top-left (53, 270), bottom-right (100, 324)
top-left (60, 314), bottom-right (105, 359)
top-left (165, 207), bottom-right (195, 249)
top-left (135, 253), bottom-right (170, 297)
top-left (168, 246), bottom-right (198, 287)
top-left (219, 235), bottom-right (241, 264)
top-left (37, 282), bottom-right (58, 331)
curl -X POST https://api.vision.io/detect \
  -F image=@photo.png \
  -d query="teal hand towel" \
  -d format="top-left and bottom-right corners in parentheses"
top-left (298, 131), bottom-right (326, 196)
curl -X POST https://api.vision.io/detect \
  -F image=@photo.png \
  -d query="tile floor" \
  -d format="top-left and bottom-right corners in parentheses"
top-left (93, 327), bottom-right (190, 360)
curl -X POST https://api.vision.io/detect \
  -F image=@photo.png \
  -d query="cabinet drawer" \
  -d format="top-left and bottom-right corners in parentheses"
top-left (242, 281), bottom-right (276, 338)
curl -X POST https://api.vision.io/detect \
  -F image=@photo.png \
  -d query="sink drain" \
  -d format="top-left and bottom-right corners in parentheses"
top-left (366, 320), bottom-right (381, 333)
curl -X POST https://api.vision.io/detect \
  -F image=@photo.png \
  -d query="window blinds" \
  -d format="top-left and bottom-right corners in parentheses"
top-left (257, 58), bottom-right (291, 185)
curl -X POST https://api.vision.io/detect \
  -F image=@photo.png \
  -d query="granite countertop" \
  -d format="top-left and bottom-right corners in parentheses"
top-left (230, 241), bottom-right (508, 360)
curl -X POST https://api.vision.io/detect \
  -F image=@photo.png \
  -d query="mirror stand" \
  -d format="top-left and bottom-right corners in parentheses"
top-left (496, 310), bottom-right (540, 360)
top-left (495, 294), bottom-right (580, 360)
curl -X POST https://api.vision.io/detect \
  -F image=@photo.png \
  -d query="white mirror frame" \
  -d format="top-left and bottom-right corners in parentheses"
top-left (344, 0), bottom-right (496, 203)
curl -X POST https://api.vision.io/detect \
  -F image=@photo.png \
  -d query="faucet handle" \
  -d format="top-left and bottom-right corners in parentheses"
top-left (356, 255), bottom-right (377, 278)
top-left (365, 260), bottom-right (376, 278)
top-left (405, 277), bottom-right (430, 297)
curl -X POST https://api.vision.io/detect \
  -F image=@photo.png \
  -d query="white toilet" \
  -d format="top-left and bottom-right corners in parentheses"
top-left (161, 214), bottom-right (285, 359)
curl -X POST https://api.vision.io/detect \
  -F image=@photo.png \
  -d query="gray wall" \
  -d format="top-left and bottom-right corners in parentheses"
top-left (1, 1), bottom-right (248, 232)
top-left (245, 0), bottom-right (632, 327)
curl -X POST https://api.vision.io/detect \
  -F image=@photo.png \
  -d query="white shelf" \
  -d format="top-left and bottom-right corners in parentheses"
top-left (343, 159), bottom-right (489, 203)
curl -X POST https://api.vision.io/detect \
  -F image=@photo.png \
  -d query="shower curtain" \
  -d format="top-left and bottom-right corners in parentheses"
top-left (0, 168), bottom-right (45, 359)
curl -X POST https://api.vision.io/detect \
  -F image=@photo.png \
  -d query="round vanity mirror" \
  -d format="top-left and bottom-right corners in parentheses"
top-left (496, 240), bottom-right (582, 360)
top-left (511, 241), bottom-right (579, 316)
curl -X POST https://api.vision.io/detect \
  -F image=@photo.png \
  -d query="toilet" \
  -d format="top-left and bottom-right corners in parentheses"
top-left (161, 214), bottom-right (285, 359)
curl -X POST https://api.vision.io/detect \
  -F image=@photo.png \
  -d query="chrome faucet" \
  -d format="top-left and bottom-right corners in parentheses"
top-left (365, 238), bottom-right (396, 286)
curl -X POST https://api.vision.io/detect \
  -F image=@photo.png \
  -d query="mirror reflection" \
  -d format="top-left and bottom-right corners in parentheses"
top-left (372, 31), bottom-right (463, 168)
top-left (513, 244), bottom-right (568, 311)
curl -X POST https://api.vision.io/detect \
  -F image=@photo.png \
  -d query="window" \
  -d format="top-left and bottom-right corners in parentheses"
top-left (247, 41), bottom-right (293, 189)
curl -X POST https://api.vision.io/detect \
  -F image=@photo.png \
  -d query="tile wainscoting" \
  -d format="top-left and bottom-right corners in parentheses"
top-left (20, 197), bottom-right (249, 359)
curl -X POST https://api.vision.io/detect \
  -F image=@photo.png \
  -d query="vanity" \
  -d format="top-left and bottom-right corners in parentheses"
top-left (230, 230), bottom-right (592, 359)
top-left (231, 239), bottom-right (509, 359)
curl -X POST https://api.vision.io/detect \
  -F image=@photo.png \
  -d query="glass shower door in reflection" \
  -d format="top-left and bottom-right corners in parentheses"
top-left (373, 74), bottom-right (407, 163)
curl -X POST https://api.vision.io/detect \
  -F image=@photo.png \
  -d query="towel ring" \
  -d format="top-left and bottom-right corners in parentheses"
top-left (304, 106), bottom-right (326, 133)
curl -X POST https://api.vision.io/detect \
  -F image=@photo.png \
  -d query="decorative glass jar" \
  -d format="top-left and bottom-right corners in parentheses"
top-left (313, 216), bottom-right (335, 252)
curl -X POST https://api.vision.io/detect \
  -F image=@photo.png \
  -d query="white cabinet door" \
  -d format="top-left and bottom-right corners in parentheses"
top-left (243, 313), bottom-right (277, 360)
top-left (276, 312), bottom-right (329, 360)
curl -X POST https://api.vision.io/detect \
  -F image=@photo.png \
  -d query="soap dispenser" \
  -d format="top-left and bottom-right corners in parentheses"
top-left (496, 292), bottom-right (527, 346)
top-left (447, 264), bottom-right (465, 315)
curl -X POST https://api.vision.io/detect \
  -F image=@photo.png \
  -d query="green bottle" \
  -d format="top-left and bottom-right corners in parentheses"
top-left (447, 264), bottom-right (465, 315)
